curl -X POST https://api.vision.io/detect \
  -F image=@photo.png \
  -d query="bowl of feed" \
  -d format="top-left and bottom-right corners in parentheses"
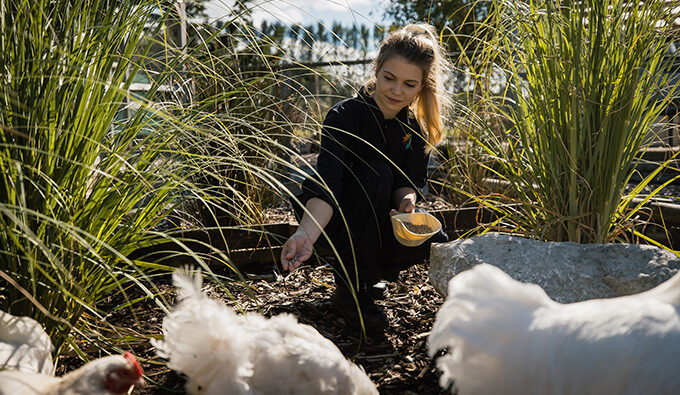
top-left (390, 211), bottom-right (442, 247)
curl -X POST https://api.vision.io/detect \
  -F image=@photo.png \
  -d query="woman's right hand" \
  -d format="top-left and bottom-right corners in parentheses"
top-left (281, 197), bottom-right (333, 271)
top-left (280, 231), bottom-right (314, 271)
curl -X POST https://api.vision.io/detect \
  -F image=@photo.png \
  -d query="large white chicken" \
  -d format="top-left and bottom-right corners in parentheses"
top-left (0, 310), bottom-right (144, 395)
top-left (153, 268), bottom-right (378, 395)
top-left (428, 263), bottom-right (680, 395)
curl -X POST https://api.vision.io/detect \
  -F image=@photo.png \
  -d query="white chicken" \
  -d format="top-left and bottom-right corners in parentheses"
top-left (428, 263), bottom-right (680, 395)
top-left (0, 352), bottom-right (144, 395)
top-left (0, 309), bottom-right (144, 395)
top-left (0, 310), bottom-right (54, 374)
top-left (153, 268), bottom-right (378, 395)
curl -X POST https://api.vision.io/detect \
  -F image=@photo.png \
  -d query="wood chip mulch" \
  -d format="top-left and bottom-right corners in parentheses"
top-left (55, 199), bottom-right (456, 394)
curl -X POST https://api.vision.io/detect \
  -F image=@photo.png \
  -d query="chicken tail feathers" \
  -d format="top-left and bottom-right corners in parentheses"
top-left (172, 266), bottom-right (204, 302)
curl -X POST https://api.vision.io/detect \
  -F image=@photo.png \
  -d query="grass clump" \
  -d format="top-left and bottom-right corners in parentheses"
top-left (0, 0), bottom-right (331, 358)
top-left (456, 0), bottom-right (680, 243)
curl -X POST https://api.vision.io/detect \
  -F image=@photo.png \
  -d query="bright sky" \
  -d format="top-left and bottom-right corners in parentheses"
top-left (204, 0), bottom-right (389, 28)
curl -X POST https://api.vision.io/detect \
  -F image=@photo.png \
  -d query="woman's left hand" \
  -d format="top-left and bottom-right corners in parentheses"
top-left (397, 196), bottom-right (415, 213)
top-left (393, 187), bottom-right (417, 213)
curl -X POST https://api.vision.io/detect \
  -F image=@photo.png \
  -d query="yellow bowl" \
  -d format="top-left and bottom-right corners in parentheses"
top-left (390, 212), bottom-right (442, 247)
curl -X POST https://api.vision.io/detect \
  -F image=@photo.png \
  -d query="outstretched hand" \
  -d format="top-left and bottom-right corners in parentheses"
top-left (280, 231), bottom-right (313, 271)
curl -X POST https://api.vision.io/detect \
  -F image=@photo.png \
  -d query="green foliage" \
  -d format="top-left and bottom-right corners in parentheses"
top-left (467, 0), bottom-right (680, 243)
top-left (0, 0), bottom-right (417, 357)
top-left (0, 0), bottom-right (317, 357)
top-left (0, 0), bottom-right (178, 353)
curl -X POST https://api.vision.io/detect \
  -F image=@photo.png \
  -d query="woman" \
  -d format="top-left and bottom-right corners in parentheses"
top-left (281, 23), bottom-right (451, 334)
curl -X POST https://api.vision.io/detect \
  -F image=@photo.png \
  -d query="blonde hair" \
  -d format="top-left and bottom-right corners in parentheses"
top-left (365, 23), bottom-right (452, 151)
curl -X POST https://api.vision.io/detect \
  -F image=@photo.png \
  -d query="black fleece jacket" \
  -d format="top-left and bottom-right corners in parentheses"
top-left (301, 88), bottom-right (429, 210)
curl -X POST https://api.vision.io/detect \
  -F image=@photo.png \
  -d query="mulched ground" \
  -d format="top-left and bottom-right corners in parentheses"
top-left (54, 194), bottom-right (457, 393)
top-left (53, 183), bottom-right (680, 393)
top-left (56, 245), bottom-right (450, 395)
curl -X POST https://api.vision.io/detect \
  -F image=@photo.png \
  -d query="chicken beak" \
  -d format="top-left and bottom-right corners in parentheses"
top-left (126, 377), bottom-right (145, 393)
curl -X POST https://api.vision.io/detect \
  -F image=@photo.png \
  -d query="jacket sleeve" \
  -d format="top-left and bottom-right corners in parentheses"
top-left (300, 106), bottom-right (354, 210)
top-left (393, 121), bottom-right (428, 198)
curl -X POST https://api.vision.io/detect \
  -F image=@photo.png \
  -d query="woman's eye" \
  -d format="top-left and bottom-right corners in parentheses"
top-left (406, 84), bottom-right (416, 88)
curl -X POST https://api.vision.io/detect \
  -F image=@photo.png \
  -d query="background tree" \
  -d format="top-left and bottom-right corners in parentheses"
top-left (289, 24), bottom-right (302, 42)
top-left (360, 24), bottom-right (371, 54)
top-left (316, 22), bottom-right (329, 44)
top-left (346, 25), bottom-right (360, 49)
top-left (154, 0), bottom-right (213, 47)
top-left (158, 0), bottom-right (211, 20)
top-left (302, 24), bottom-right (316, 45)
top-left (373, 24), bottom-right (386, 45)
top-left (331, 21), bottom-right (344, 46)
top-left (260, 20), bottom-right (272, 38)
top-left (383, 0), bottom-right (490, 52)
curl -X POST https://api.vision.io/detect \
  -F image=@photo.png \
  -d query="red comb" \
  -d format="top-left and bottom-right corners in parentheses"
top-left (124, 351), bottom-right (143, 378)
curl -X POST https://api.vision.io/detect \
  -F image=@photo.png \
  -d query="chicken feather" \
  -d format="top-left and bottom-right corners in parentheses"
top-left (0, 351), bottom-right (144, 395)
top-left (0, 310), bottom-right (143, 394)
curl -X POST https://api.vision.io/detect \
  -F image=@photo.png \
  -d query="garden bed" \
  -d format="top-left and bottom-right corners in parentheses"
top-left (56, 190), bottom-right (680, 394)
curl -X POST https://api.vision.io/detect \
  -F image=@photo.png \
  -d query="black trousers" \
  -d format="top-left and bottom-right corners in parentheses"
top-left (297, 159), bottom-right (448, 290)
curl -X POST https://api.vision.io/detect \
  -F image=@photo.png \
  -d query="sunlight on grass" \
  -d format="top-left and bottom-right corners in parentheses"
top-left (0, 0), bottom-right (356, 358)
top-left (447, 0), bottom-right (680, 244)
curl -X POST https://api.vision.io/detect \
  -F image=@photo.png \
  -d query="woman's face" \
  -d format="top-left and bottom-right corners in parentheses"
top-left (372, 55), bottom-right (424, 119)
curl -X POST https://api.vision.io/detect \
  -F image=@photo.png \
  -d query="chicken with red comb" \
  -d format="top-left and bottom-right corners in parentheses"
top-left (0, 308), bottom-right (144, 394)
top-left (0, 352), bottom-right (144, 394)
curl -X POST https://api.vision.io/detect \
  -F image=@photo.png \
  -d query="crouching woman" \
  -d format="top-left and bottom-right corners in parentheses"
top-left (281, 23), bottom-right (451, 334)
